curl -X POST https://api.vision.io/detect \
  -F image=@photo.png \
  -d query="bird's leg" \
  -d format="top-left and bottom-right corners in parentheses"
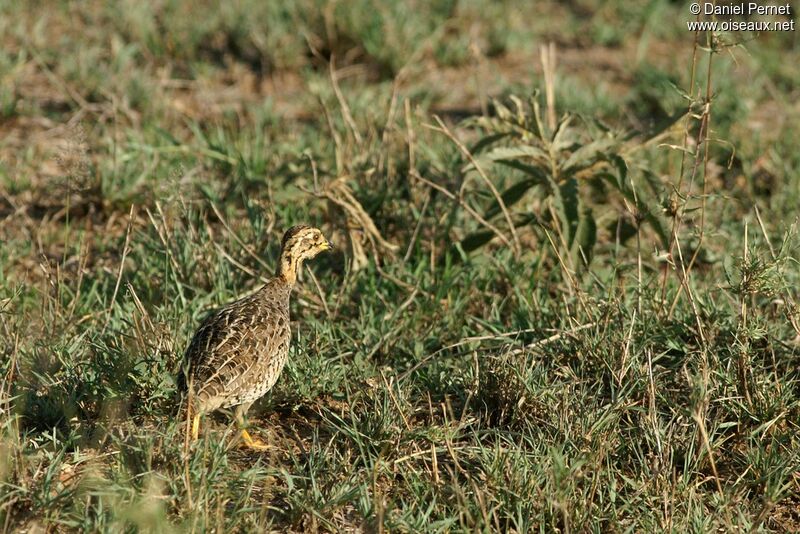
top-left (235, 403), bottom-right (269, 451)
top-left (185, 380), bottom-right (201, 446)
top-left (191, 412), bottom-right (201, 441)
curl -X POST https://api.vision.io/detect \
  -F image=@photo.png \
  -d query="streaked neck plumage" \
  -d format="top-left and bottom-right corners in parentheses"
top-left (276, 250), bottom-right (302, 286)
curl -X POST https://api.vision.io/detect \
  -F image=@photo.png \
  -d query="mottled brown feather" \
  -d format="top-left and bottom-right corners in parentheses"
top-left (181, 225), bottom-right (331, 425)
top-left (185, 279), bottom-right (291, 412)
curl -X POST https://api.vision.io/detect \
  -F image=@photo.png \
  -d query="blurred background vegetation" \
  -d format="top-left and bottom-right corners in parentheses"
top-left (0, 0), bottom-right (799, 531)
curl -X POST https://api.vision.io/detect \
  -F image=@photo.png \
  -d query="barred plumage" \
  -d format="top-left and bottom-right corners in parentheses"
top-left (182, 225), bottom-right (332, 450)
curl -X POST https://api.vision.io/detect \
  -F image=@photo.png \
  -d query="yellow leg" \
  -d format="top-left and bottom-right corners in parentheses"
top-left (240, 429), bottom-right (270, 451)
top-left (191, 413), bottom-right (201, 440)
top-left (235, 403), bottom-right (270, 451)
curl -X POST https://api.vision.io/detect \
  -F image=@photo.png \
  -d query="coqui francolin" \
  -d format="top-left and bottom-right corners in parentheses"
top-left (181, 225), bottom-right (333, 450)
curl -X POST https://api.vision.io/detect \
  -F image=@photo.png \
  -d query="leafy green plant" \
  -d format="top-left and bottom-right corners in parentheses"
top-left (456, 95), bottom-right (609, 267)
top-left (457, 93), bottom-right (674, 268)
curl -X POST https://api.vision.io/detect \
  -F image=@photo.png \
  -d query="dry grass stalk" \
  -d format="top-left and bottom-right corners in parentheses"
top-left (320, 176), bottom-right (399, 271)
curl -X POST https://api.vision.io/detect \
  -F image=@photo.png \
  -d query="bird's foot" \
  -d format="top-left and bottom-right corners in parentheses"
top-left (239, 429), bottom-right (270, 451)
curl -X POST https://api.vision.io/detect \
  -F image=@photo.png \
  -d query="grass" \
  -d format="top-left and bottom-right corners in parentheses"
top-left (1, 0), bottom-right (799, 531)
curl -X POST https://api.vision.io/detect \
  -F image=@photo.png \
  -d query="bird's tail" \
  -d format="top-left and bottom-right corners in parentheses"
top-left (176, 358), bottom-right (190, 394)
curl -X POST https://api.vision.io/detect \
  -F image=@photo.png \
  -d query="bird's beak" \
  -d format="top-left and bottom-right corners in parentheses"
top-left (325, 238), bottom-right (334, 251)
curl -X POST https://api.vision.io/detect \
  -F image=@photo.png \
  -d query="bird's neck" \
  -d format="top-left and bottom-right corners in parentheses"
top-left (276, 252), bottom-right (302, 286)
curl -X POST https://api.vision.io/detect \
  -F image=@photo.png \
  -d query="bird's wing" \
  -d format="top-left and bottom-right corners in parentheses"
top-left (184, 295), bottom-right (289, 402)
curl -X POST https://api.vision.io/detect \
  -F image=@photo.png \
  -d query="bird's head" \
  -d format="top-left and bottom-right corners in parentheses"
top-left (277, 225), bottom-right (333, 284)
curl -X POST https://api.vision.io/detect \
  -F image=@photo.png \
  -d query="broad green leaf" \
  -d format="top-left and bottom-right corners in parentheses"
top-left (571, 205), bottom-right (597, 267)
top-left (598, 170), bottom-right (671, 249)
top-left (494, 160), bottom-right (550, 187)
top-left (551, 115), bottom-right (575, 145)
top-left (483, 145), bottom-right (550, 164)
top-left (457, 213), bottom-right (538, 256)
top-left (606, 217), bottom-right (639, 245)
top-left (469, 132), bottom-right (511, 155)
top-left (558, 177), bottom-right (580, 246)
top-left (483, 177), bottom-right (540, 220)
top-left (561, 138), bottom-right (618, 177)
top-left (459, 230), bottom-right (496, 253)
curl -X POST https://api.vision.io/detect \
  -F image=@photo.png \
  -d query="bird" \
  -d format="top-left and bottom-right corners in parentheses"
top-left (181, 225), bottom-right (333, 450)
